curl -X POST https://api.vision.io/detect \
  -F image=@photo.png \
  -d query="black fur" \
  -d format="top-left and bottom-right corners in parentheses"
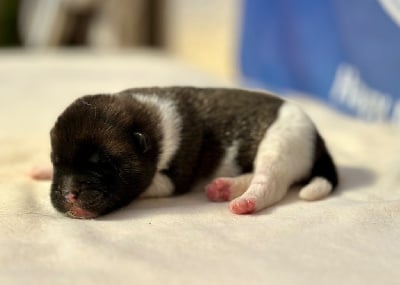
top-left (310, 132), bottom-right (339, 188)
top-left (118, 87), bottom-right (283, 191)
top-left (50, 94), bottom-right (161, 216)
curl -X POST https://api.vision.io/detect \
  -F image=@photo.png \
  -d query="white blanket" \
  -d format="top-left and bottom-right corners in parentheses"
top-left (1, 51), bottom-right (399, 285)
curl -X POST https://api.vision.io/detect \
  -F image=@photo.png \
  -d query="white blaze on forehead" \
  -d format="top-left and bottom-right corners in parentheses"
top-left (63, 176), bottom-right (74, 193)
top-left (131, 94), bottom-right (182, 170)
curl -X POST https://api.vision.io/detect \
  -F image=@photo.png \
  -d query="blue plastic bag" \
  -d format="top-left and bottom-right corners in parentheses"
top-left (240, 0), bottom-right (400, 125)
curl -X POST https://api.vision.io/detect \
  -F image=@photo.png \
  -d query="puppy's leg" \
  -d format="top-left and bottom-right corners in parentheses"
top-left (230, 102), bottom-right (316, 214)
top-left (206, 174), bottom-right (253, 202)
top-left (29, 165), bottom-right (53, 180)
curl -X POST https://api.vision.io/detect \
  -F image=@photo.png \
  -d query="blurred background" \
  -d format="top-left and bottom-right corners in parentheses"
top-left (1, 0), bottom-right (400, 126)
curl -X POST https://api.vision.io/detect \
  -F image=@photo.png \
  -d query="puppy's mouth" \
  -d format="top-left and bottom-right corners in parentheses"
top-left (63, 192), bottom-right (100, 219)
top-left (66, 204), bottom-right (98, 219)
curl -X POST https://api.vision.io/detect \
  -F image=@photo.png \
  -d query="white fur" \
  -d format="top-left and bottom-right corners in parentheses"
top-left (299, 177), bottom-right (333, 201)
top-left (64, 176), bottom-right (74, 193)
top-left (192, 140), bottom-right (241, 192)
top-left (212, 140), bottom-right (241, 178)
top-left (140, 172), bottom-right (174, 198)
top-left (232, 102), bottom-right (316, 210)
top-left (131, 93), bottom-right (182, 198)
top-left (131, 94), bottom-right (182, 171)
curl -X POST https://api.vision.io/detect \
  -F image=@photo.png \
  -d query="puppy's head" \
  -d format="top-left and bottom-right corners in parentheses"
top-left (50, 94), bottom-right (160, 218)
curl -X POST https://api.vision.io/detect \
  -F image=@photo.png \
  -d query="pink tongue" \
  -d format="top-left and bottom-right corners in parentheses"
top-left (68, 205), bottom-right (96, 219)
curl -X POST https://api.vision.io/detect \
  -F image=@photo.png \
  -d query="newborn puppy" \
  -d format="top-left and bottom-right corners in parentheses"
top-left (48, 87), bottom-right (338, 218)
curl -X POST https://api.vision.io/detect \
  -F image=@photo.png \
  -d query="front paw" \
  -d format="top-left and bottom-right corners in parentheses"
top-left (205, 178), bottom-right (232, 202)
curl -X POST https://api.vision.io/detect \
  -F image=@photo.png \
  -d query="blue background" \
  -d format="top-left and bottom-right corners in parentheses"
top-left (240, 0), bottom-right (400, 123)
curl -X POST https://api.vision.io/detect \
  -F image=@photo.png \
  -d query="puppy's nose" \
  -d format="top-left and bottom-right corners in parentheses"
top-left (65, 191), bottom-right (79, 203)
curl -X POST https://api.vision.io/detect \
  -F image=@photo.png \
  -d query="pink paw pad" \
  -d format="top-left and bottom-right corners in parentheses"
top-left (29, 166), bottom-right (53, 180)
top-left (229, 198), bottom-right (256, 214)
top-left (206, 178), bottom-right (231, 202)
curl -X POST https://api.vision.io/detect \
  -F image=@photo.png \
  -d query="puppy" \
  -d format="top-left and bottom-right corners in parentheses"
top-left (43, 87), bottom-right (338, 218)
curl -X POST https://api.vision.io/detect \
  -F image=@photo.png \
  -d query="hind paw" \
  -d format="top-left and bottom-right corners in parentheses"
top-left (229, 198), bottom-right (256, 214)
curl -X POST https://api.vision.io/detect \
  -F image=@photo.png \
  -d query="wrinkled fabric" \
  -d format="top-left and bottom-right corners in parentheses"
top-left (1, 52), bottom-right (399, 285)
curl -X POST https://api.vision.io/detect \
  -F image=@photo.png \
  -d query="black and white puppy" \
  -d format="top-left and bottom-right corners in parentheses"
top-left (48, 87), bottom-right (338, 219)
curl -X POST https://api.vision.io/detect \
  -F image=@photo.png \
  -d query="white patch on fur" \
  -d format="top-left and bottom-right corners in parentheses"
top-left (64, 176), bottom-right (74, 193)
top-left (140, 172), bottom-right (174, 198)
top-left (131, 94), bottom-right (182, 170)
top-left (193, 141), bottom-right (241, 192)
top-left (299, 177), bottom-right (333, 201)
top-left (256, 101), bottom-right (315, 182)
top-left (213, 140), bottom-right (241, 178)
top-left (232, 102), bottom-right (316, 210)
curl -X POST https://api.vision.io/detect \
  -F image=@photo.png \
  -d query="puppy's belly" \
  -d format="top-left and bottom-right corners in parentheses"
top-left (192, 140), bottom-right (243, 192)
top-left (211, 140), bottom-right (242, 178)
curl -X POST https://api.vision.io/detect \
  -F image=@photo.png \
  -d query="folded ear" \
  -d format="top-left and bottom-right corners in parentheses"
top-left (133, 132), bottom-right (150, 153)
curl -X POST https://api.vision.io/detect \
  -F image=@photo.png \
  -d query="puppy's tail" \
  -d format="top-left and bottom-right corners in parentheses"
top-left (299, 132), bottom-right (339, 201)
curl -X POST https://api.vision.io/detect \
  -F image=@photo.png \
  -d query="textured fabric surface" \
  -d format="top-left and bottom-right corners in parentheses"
top-left (1, 51), bottom-right (399, 285)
